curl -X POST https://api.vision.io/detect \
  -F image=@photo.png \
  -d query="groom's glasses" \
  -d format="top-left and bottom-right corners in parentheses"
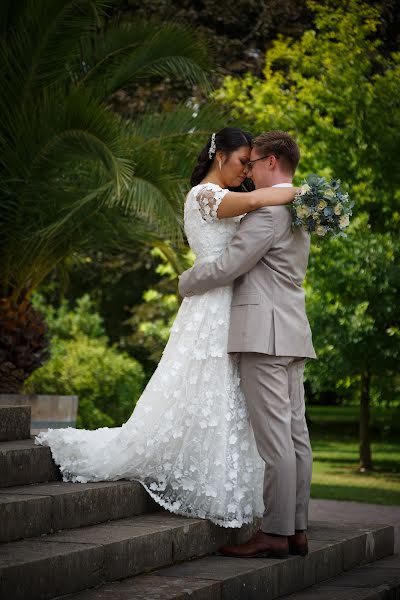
top-left (246, 154), bottom-right (279, 170)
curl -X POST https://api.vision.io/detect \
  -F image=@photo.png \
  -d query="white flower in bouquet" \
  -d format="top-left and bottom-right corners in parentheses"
top-left (334, 203), bottom-right (343, 215)
top-left (296, 205), bottom-right (309, 218)
top-left (316, 225), bottom-right (327, 236)
top-left (300, 183), bottom-right (311, 195)
top-left (339, 214), bottom-right (350, 228)
top-left (318, 200), bottom-right (328, 210)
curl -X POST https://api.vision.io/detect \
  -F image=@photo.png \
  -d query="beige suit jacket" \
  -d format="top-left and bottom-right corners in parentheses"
top-left (178, 204), bottom-right (316, 359)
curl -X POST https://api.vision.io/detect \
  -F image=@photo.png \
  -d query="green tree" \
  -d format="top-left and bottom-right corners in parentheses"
top-left (306, 220), bottom-right (400, 469)
top-left (216, 0), bottom-right (400, 228)
top-left (0, 0), bottom-right (216, 392)
top-left (215, 0), bottom-right (400, 467)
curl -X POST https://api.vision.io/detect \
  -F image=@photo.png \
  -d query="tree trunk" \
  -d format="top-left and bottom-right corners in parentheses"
top-left (359, 369), bottom-right (373, 471)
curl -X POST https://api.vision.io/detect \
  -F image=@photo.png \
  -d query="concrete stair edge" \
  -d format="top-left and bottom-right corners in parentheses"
top-left (0, 479), bottom-right (159, 542)
top-left (0, 438), bottom-right (60, 487)
top-left (0, 405), bottom-right (31, 442)
top-left (54, 524), bottom-right (392, 600)
top-left (278, 553), bottom-right (400, 600)
top-left (0, 520), bottom-right (394, 600)
top-left (0, 511), bottom-right (257, 600)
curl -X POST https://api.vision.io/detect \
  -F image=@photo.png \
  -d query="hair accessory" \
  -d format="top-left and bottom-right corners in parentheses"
top-left (208, 132), bottom-right (216, 160)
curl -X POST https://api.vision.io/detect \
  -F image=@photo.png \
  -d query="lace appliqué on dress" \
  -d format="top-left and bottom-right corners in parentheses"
top-left (194, 183), bottom-right (229, 223)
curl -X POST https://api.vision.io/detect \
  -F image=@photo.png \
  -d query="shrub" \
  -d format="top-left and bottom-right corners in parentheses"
top-left (24, 294), bottom-right (145, 428)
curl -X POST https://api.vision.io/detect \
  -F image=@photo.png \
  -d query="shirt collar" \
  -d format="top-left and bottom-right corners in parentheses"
top-left (272, 183), bottom-right (293, 187)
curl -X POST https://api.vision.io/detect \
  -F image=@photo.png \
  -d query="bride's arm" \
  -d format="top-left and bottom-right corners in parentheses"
top-left (217, 187), bottom-right (298, 219)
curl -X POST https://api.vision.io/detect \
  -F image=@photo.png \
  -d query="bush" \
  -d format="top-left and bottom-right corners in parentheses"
top-left (25, 294), bottom-right (145, 429)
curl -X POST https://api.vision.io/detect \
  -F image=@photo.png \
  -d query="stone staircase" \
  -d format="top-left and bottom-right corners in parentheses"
top-left (0, 405), bottom-right (399, 600)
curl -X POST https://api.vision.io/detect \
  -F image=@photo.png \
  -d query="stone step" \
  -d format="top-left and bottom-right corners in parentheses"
top-left (1, 520), bottom-right (394, 600)
top-left (50, 521), bottom-right (395, 600)
top-left (0, 480), bottom-right (159, 542)
top-left (0, 511), bottom-right (256, 600)
top-left (0, 438), bottom-right (60, 487)
top-left (0, 405), bottom-right (31, 442)
top-left (279, 553), bottom-right (400, 599)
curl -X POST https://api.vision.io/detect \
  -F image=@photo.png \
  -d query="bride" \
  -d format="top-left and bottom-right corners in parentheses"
top-left (36, 127), bottom-right (297, 528)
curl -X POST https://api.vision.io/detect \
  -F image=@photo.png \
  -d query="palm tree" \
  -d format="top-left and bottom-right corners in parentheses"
top-left (0, 0), bottom-right (219, 392)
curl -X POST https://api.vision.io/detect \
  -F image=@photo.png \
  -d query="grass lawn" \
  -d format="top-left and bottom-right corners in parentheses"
top-left (307, 405), bottom-right (400, 434)
top-left (306, 405), bottom-right (400, 506)
top-left (310, 436), bottom-right (400, 506)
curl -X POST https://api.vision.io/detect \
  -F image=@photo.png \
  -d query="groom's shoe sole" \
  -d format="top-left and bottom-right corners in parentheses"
top-left (289, 547), bottom-right (309, 556)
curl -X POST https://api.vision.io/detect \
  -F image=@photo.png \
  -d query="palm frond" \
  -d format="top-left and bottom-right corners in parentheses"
top-left (0, 85), bottom-right (135, 260)
top-left (127, 102), bottom-right (228, 181)
top-left (0, 0), bottom-right (109, 95)
top-left (80, 20), bottom-right (212, 97)
top-left (0, 4), bottom-right (214, 300)
top-left (117, 176), bottom-right (183, 243)
top-left (129, 102), bottom-right (225, 140)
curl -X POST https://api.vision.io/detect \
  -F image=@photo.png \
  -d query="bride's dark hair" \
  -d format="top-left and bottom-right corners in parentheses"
top-left (190, 127), bottom-right (253, 187)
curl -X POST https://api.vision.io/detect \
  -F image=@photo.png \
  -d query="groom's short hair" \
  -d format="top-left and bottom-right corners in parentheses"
top-left (252, 130), bottom-right (300, 175)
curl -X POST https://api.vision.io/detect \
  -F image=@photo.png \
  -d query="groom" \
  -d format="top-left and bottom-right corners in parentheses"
top-left (179, 130), bottom-right (316, 559)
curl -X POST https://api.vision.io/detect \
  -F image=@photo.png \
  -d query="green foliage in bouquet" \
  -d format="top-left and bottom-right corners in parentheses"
top-left (291, 175), bottom-right (354, 238)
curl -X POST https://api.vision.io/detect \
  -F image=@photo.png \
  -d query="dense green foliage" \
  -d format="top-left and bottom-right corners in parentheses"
top-left (25, 295), bottom-right (145, 428)
top-left (306, 223), bottom-right (400, 407)
top-left (0, 0), bottom-right (227, 393)
top-left (216, 1), bottom-right (400, 226)
top-left (215, 0), bottom-right (400, 406)
top-left (0, 0), bottom-right (215, 304)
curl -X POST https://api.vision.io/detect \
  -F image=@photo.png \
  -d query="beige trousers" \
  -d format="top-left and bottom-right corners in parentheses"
top-left (239, 353), bottom-right (313, 536)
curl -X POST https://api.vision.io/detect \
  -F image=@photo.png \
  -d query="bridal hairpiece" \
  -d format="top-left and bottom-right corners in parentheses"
top-left (208, 132), bottom-right (216, 160)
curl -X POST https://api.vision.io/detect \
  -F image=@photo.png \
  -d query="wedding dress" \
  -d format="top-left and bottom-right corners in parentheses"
top-left (36, 183), bottom-right (264, 527)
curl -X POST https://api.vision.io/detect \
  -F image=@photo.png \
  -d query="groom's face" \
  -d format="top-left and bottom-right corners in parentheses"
top-left (248, 148), bottom-right (273, 189)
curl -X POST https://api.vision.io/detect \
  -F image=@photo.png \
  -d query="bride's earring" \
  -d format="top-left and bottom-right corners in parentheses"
top-left (218, 159), bottom-right (222, 171)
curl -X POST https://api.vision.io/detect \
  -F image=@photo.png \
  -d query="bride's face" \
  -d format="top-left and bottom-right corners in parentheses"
top-left (220, 146), bottom-right (251, 187)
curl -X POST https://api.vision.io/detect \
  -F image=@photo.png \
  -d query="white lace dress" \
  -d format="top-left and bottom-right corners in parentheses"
top-left (36, 183), bottom-right (264, 528)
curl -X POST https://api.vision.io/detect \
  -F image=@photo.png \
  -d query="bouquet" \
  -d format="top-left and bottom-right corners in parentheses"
top-left (290, 174), bottom-right (353, 238)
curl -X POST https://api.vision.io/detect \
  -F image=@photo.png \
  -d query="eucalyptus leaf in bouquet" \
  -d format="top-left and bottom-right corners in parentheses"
top-left (290, 175), bottom-right (353, 238)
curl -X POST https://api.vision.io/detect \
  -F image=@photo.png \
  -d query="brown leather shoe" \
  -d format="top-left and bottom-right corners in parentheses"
top-left (288, 531), bottom-right (308, 556)
top-left (219, 530), bottom-right (289, 559)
